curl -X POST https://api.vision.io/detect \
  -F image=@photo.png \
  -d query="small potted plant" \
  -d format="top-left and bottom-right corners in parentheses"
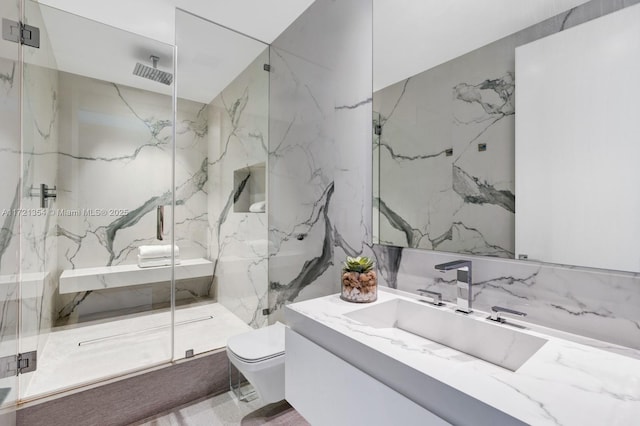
top-left (341, 256), bottom-right (377, 303)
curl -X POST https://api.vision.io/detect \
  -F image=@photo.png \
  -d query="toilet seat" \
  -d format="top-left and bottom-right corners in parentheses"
top-left (227, 322), bottom-right (285, 363)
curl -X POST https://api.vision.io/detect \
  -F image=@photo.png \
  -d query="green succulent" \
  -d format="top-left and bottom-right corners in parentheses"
top-left (342, 256), bottom-right (374, 273)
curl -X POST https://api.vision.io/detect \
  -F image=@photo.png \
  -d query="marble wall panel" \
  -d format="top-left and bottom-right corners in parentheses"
top-left (373, 246), bottom-right (640, 351)
top-left (268, 0), bottom-right (373, 320)
top-left (208, 50), bottom-right (269, 328)
top-left (55, 72), bottom-right (209, 322)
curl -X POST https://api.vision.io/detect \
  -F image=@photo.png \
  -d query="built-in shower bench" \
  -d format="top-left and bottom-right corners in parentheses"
top-left (0, 271), bottom-right (50, 300)
top-left (58, 258), bottom-right (214, 294)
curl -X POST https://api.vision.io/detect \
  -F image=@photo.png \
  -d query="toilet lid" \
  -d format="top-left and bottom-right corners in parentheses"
top-left (227, 322), bottom-right (286, 363)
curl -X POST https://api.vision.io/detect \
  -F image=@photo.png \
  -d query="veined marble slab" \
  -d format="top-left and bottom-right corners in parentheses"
top-left (286, 288), bottom-right (640, 426)
top-left (59, 258), bottom-right (213, 294)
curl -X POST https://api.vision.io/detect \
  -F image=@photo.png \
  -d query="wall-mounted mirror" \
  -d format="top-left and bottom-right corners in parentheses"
top-left (373, 0), bottom-right (640, 273)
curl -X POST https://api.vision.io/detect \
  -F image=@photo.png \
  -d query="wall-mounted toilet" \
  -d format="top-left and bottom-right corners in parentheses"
top-left (226, 322), bottom-right (286, 404)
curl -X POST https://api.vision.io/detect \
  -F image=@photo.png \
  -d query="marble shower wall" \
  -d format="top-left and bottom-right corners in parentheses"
top-left (268, 0), bottom-right (373, 320)
top-left (55, 72), bottom-right (209, 323)
top-left (373, 0), bottom-right (640, 351)
top-left (208, 50), bottom-right (269, 329)
top-left (373, 0), bottom-right (640, 258)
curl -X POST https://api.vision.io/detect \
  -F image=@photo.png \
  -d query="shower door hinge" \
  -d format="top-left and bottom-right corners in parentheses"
top-left (0, 351), bottom-right (37, 378)
top-left (2, 19), bottom-right (40, 48)
top-left (263, 64), bottom-right (271, 72)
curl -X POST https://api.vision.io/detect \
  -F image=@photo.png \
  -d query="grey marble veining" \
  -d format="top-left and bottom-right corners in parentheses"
top-left (269, 183), bottom-right (336, 310)
top-left (452, 165), bottom-right (514, 213)
top-left (453, 73), bottom-right (514, 124)
top-left (375, 66), bottom-right (515, 256)
top-left (375, 0), bottom-right (640, 260)
top-left (288, 290), bottom-right (640, 426)
top-left (267, 0), bottom-right (372, 321)
top-left (0, 61), bottom-right (16, 91)
top-left (18, 22), bottom-right (61, 394)
top-left (54, 72), bottom-right (209, 322)
top-left (375, 245), bottom-right (640, 351)
top-left (208, 49), bottom-right (269, 328)
top-left (372, 0), bottom-right (640, 353)
top-left (370, 244), bottom-right (402, 289)
top-left (0, 183), bottom-right (20, 264)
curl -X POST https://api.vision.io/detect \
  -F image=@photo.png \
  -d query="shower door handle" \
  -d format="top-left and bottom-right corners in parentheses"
top-left (156, 205), bottom-right (164, 240)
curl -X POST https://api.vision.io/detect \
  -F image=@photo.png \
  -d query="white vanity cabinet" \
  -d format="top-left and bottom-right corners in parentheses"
top-left (285, 328), bottom-right (450, 426)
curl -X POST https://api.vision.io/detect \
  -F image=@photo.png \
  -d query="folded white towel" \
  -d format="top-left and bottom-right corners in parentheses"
top-left (137, 256), bottom-right (181, 268)
top-left (138, 245), bottom-right (179, 259)
top-left (249, 201), bottom-right (266, 213)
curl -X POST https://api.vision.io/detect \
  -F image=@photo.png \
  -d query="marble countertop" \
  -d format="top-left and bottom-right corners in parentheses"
top-left (285, 288), bottom-right (640, 426)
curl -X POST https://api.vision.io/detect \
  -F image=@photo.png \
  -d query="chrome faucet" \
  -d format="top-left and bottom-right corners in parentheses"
top-left (489, 306), bottom-right (527, 323)
top-left (434, 260), bottom-right (472, 313)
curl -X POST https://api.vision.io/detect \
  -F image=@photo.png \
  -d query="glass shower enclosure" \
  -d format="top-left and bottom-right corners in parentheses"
top-left (0, 0), bottom-right (269, 412)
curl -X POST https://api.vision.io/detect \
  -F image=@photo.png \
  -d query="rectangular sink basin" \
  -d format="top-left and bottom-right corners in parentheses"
top-left (345, 298), bottom-right (547, 371)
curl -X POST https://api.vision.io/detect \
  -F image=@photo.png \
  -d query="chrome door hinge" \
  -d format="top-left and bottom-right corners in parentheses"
top-left (2, 19), bottom-right (40, 48)
top-left (0, 351), bottom-right (37, 378)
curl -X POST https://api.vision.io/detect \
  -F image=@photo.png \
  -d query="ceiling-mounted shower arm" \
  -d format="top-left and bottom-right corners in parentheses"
top-left (133, 55), bottom-right (173, 85)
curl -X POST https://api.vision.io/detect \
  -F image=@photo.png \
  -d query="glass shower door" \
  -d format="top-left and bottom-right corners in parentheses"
top-left (19, 0), bottom-right (175, 400)
top-left (173, 9), bottom-right (270, 360)
top-left (0, 0), bottom-right (23, 418)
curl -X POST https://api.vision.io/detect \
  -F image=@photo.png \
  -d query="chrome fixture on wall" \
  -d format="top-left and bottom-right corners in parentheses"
top-left (30, 184), bottom-right (57, 208)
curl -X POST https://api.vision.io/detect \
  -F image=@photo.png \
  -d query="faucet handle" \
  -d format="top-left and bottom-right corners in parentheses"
top-left (489, 306), bottom-right (527, 323)
top-left (417, 289), bottom-right (443, 306)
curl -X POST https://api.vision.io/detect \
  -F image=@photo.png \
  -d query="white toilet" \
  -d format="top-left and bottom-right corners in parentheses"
top-left (226, 322), bottom-right (286, 404)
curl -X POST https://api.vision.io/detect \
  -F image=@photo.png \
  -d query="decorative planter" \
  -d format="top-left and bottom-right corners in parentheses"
top-left (341, 270), bottom-right (377, 303)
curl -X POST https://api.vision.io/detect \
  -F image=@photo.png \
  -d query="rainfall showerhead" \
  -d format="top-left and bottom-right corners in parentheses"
top-left (133, 55), bottom-right (173, 85)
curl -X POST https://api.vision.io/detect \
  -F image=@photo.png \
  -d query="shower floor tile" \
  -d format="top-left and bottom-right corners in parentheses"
top-left (23, 302), bottom-right (252, 400)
